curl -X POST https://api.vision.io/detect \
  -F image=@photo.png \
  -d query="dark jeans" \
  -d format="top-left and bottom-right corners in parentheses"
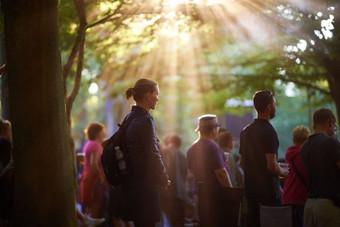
top-left (292, 205), bottom-right (304, 227)
top-left (198, 183), bottom-right (243, 227)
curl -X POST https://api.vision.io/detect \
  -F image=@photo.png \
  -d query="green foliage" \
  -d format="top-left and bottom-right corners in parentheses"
top-left (55, 0), bottom-right (339, 152)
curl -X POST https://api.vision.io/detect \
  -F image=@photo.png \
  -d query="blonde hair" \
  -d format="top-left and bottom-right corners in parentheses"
top-left (292, 125), bottom-right (310, 145)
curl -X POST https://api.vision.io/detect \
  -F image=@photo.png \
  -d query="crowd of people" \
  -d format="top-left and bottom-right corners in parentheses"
top-left (1, 78), bottom-right (340, 227)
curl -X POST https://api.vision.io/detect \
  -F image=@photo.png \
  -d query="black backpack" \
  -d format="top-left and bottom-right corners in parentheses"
top-left (101, 115), bottom-right (134, 186)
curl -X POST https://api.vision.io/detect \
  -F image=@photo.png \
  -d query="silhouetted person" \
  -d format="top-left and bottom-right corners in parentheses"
top-left (187, 114), bottom-right (232, 227)
top-left (239, 90), bottom-right (288, 227)
top-left (217, 131), bottom-right (244, 188)
top-left (123, 78), bottom-right (170, 227)
top-left (282, 125), bottom-right (310, 227)
top-left (300, 108), bottom-right (340, 226)
top-left (0, 119), bottom-right (13, 225)
top-left (78, 122), bottom-right (108, 218)
top-left (160, 133), bottom-right (187, 227)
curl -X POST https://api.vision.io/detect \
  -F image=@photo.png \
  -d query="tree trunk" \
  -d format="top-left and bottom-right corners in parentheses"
top-left (330, 77), bottom-right (340, 124)
top-left (325, 57), bottom-right (340, 124)
top-left (3, 0), bottom-right (77, 226)
top-left (0, 7), bottom-right (9, 119)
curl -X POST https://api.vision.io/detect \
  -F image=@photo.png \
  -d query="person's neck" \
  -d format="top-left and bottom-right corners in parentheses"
top-left (136, 102), bottom-right (150, 112)
top-left (313, 125), bottom-right (335, 138)
top-left (199, 134), bottom-right (215, 141)
top-left (313, 127), bottom-right (328, 136)
top-left (94, 138), bottom-right (103, 144)
top-left (257, 113), bottom-right (270, 121)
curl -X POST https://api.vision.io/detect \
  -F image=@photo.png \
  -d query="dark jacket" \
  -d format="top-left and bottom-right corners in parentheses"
top-left (122, 105), bottom-right (168, 222)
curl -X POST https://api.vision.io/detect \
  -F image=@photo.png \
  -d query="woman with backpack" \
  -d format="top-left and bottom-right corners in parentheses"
top-left (122, 78), bottom-right (170, 227)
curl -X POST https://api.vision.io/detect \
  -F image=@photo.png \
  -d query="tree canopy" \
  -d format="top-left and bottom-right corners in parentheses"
top-left (54, 0), bottom-right (339, 152)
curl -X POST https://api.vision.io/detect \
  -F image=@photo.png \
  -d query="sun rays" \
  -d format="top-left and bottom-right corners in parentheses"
top-left (83, 0), bottom-right (330, 133)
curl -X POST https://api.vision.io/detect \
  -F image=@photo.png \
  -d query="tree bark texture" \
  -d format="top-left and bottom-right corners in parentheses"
top-left (0, 7), bottom-right (10, 119)
top-left (3, 0), bottom-right (77, 226)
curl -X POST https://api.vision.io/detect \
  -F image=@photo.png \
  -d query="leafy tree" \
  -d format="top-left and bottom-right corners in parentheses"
top-left (201, 0), bottom-right (339, 120)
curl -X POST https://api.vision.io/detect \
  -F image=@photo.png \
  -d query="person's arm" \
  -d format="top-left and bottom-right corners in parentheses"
top-left (143, 117), bottom-right (169, 187)
top-left (0, 64), bottom-right (7, 75)
top-left (337, 161), bottom-right (340, 168)
top-left (214, 168), bottom-right (233, 188)
top-left (90, 151), bottom-right (104, 183)
top-left (266, 153), bottom-right (288, 177)
top-left (239, 155), bottom-right (244, 171)
top-left (238, 130), bottom-right (244, 171)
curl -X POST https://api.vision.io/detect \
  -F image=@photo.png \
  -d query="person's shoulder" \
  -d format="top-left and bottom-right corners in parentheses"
top-left (130, 112), bottom-right (153, 130)
top-left (241, 121), bottom-right (254, 132)
top-left (323, 134), bottom-right (340, 148)
top-left (312, 133), bottom-right (337, 144)
top-left (204, 140), bottom-right (222, 153)
top-left (188, 139), bottom-right (205, 154)
top-left (188, 139), bottom-right (199, 149)
top-left (86, 140), bottom-right (101, 149)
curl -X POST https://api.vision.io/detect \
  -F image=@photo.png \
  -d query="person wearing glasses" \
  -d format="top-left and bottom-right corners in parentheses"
top-left (239, 90), bottom-right (289, 227)
top-left (300, 108), bottom-right (340, 227)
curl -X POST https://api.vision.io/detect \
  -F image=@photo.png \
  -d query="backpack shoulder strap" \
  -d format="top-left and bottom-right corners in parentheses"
top-left (105, 113), bottom-right (135, 143)
top-left (118, 113), bottom-right (135, 130)
top-left (291, 159), bottom-right (307, 189)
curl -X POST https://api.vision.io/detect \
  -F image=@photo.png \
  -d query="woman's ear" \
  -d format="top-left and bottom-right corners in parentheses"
top-left (146, 92), bottom-right (151, 100)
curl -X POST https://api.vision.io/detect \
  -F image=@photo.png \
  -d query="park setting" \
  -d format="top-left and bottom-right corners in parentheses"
top-left (0, 0), bottom-right (339, 226)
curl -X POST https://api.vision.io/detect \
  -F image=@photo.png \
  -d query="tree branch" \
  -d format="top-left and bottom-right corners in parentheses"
top-left (66, 36), bottom-right (85, 126)
top-left (234, 74), bottom-right (331, 96)
top-left (62, 0), bottom-right (87, 96)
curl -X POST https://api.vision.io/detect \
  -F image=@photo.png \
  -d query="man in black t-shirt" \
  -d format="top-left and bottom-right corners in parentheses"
top-left (300, 108), bottom-right (340, 226)
top-left (239, 90), bottom-right (289, 227)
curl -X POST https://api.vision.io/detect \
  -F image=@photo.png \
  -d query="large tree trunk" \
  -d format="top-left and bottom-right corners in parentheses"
top-left (325, 57), bottom-right (340, 123)
top-left (0, 7), bottom-right (9, 119)
top-left (3, 0), bottom-right (77, 226)
top-left (329, 76), bottom-right (340, 124)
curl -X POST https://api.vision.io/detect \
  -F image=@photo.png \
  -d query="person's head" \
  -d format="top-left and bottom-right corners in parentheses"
top-left (253, 90), bottom-right (276, 119)
top-left (0, 119), bottom-right (12, 143)
top-left (196, 114), bottom-right (220, 139)
top-left (292, 125), bottom-right (310, 145)
top-left (84, 122), bottom-right (106, 142)
top-left (163, 132), bottom-right (182, 149)
top-left (163, 133), bottom-right (173, 148)
top-left (125, 78), bottom-right (159, 111)
top-left (313, 108), bottom-right (337, 137)
top-left (169, 133), bottom-right (181, 149)
top-left (217, 131), bottom-right (235, 151)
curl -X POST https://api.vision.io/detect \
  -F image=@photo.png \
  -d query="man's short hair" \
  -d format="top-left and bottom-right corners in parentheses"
top-left (169, 133), bottom-right (181, 148)
top-left (253, 90), bottom-right (274, 113)
top-left (313, 108), bottom-right (336, 127)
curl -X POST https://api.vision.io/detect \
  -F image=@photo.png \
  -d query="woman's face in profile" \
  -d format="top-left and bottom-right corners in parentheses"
top-left (148, 85), bottom-right (160, 110)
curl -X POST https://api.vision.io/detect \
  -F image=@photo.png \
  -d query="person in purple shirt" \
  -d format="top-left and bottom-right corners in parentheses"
top-left (187, 114), bottom-right (232, 227)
